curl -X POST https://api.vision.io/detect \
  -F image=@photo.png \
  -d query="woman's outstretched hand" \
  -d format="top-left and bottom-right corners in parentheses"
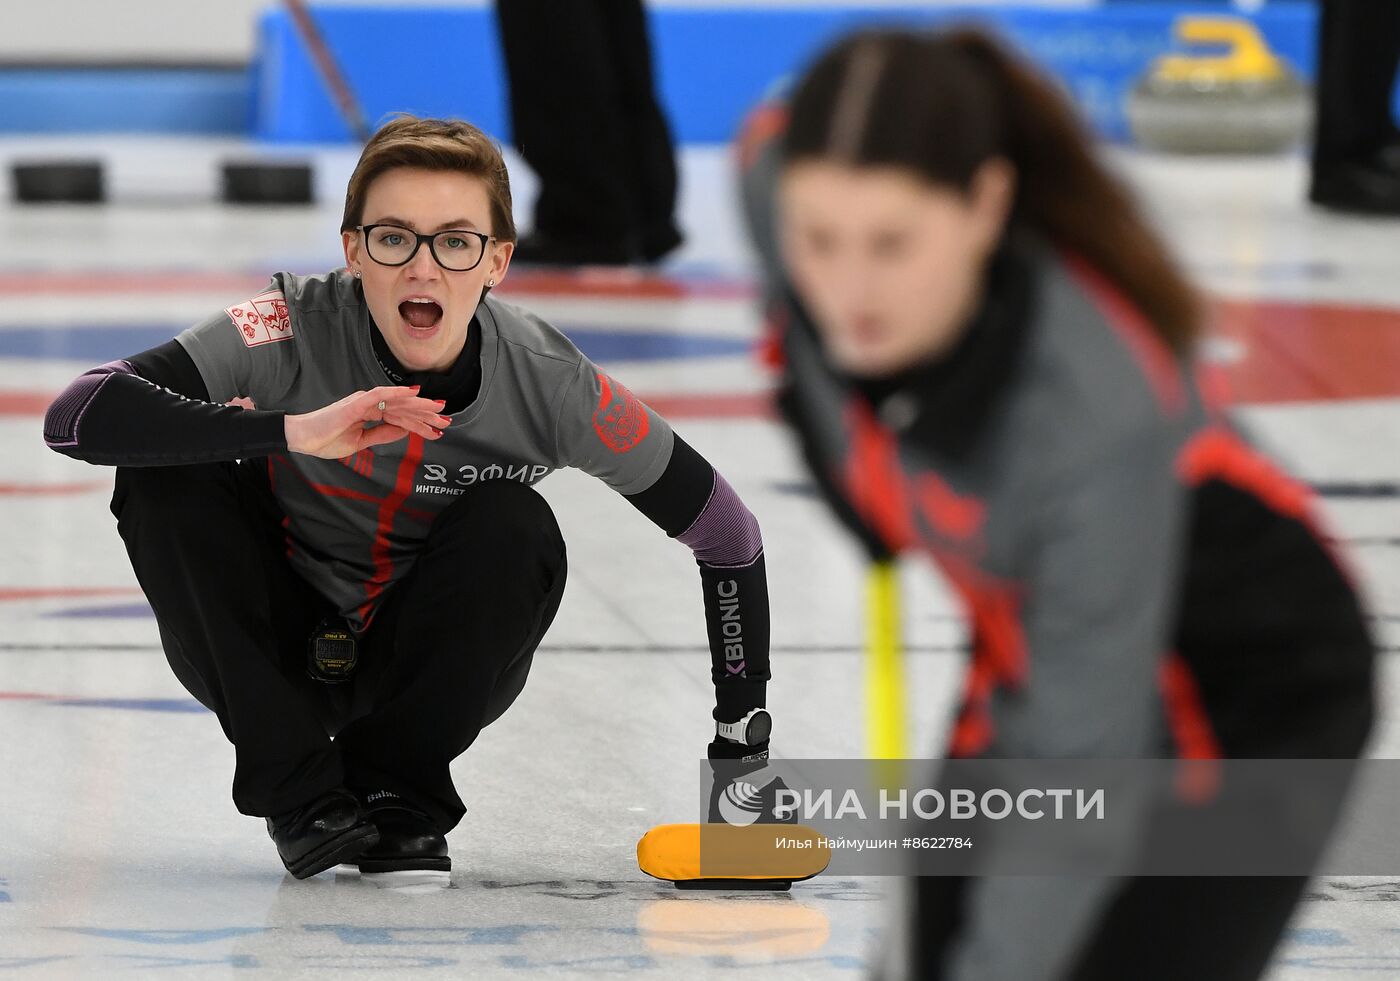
top-left (284, 386), bottom-right (449, 459)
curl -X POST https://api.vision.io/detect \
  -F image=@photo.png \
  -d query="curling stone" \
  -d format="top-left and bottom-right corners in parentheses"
top-left (12, 160), bottom-right (105, 203)
top-left (1126, 16), bottom-right (1311, 154)
top-left (220, 161), bottom-right (314, 205)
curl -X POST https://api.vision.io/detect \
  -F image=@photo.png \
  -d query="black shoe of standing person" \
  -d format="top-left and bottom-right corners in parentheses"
top-left (511, 231), bottom-right (633, 267)
top-left (356, 790), bottom-right (451, 873)
top-left (265, 789), bottom-right (380, 879)
top-left (1310, 142), bottom-right (1400, 216)
top-left (638, 224), bottom-right (684, 264)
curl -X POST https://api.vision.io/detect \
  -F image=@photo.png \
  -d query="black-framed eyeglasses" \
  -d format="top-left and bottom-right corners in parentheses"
top-left (357, 223), bottom-right (494, 272)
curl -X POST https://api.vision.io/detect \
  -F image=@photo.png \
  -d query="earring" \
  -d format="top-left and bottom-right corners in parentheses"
top-left (487, 280), bottom-right (495, 287)
top-left (353, 270), bottom-right (361, 278)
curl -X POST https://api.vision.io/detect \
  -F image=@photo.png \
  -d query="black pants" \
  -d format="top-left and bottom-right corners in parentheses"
top-left (1313, 0), bottom-right (1400, 166)
top-left (495, 0), bottom-right (679, 253)
top-left (111, 460), bottom-right (567, 832)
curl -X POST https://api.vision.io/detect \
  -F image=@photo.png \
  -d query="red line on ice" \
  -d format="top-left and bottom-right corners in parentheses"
top-left (0, 482), bottom-right (107, 495)
top-left (0, 269), bottom-right (755, 299)
top-left (0, 587), bottom-right (143, 601)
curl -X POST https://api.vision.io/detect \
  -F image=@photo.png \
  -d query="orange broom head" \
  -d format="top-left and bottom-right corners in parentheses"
top-left (636, 823), bottom-right (832, 883)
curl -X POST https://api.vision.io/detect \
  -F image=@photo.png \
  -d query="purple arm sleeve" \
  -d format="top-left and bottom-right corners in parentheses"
top-left (43, 360), bottom-right (134, 450)
top-left (676, 471), bottom-right (764, 568)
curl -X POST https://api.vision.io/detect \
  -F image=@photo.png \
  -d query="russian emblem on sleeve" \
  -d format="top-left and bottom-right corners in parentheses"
top-left (592, 371), bottom-right (650, 454)
top-left (225, 289), bottom-right (294, 347)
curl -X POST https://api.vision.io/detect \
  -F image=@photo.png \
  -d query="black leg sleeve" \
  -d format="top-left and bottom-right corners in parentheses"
top-left (1313, 0), bottom-right (1400, 165)
top-left (699, 554), bottom-right (770, 723)
top-left (111, 460), bottom-right (342, 817)
top-left (335, 478), bottom-right (567, 833)
top-left (494, 0), bottom-right (635, 245)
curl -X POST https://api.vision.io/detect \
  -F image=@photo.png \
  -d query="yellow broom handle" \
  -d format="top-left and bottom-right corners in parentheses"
top-left (865, 559), bottom-right (907, 762)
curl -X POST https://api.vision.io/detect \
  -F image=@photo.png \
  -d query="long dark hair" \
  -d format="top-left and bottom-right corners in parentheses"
top-left (782, 28), bottom-right (1202, 353)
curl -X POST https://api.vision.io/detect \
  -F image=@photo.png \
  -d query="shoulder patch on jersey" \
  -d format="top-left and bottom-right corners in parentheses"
top-left (225, 288), bottom-right (294, 347)
top-left (592, 371), bottom-right (650, 454)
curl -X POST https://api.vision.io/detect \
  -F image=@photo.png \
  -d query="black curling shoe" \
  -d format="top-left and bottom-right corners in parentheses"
top-left (266, 789), bottom-right (380, 879)
top-left (356, 790), bottom-right (451, 873)
top-left (1310, 144), bottom-right (1400, 216)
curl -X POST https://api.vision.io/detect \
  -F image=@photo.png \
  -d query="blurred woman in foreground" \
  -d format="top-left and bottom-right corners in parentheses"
top-left (740, 27), bottom-right (1374, 981)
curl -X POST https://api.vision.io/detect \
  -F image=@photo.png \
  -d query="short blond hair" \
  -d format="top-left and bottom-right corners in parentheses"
top-left (341, 114), bottom-right (516, 242)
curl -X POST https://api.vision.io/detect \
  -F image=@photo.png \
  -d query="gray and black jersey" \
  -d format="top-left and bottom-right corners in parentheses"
top-left (176, 271), bottom-right (674, 630)
top-left (45, 269), bottom-right (771, 724)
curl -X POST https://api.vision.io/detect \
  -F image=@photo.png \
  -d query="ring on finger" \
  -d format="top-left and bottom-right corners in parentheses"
top-left (377, 400), bottom-right (387, 412)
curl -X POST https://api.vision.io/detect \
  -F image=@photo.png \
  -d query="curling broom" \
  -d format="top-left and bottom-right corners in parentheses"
top-left (636, 561), bottom-right (906, 888)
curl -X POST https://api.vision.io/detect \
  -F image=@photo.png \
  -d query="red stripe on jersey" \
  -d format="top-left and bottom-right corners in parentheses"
top-left (1064, 254), bottom-right (1186, 415)
top-left (737, 102), bottom-right (790, 172)
top-left (1176, 427), bottom-right (1309, 519)
top-left (307, 483), bottom-right (381, 504)
top-left (757, 305), bottom-right (788, 373)
top-left (338, 449), bottom-right (374, 478)
top-left (837, 396), bottom-right (1014, 756)
top-left (947, 568), bottom-right (1027, 758)
top-left (272, 453), bottom-right (385, 505)
top-left (267, 456), bottom-right (296, 560)
top-left (357, 434), bottom-right (426, 627)
top-left (842, 400), bottom-right (917, 550)
top-left (1177, 425), bottom-right (1356, 588)
top-left (950, 693), bottom-right (994, 758)
top-left (915, 472), bottom-right (986, 543)
top-left (1159, 654), bottom-right (1223, 803)
top-left (400, 504), bottom-right (436, 525)
top-left (1159, 654), bottom-right (1221, 760)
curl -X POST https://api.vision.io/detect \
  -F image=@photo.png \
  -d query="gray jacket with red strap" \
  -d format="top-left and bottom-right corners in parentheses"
top-left (740, 104), bottom-right (1372, 981)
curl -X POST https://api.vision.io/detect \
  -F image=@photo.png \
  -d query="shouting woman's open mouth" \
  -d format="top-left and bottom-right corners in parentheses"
top-left (399, 297), bottom-right (444, 338)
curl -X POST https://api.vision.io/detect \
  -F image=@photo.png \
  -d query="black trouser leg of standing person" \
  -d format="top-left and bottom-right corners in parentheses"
top-left (1310, 0), bottom-right (1400, 213)
top-left (496, 0), bottom-right (681, 264)
top-left (598, 0), bottom-right (681, 261)
top-left (497, 0), bottom-right (634, 259)
top-left (111, 460), bottom-right (344, 818)
top-left (336, 478), bottom-right (568, 834)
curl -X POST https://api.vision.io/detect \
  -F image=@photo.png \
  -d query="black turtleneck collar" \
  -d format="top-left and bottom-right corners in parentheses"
top-left (370, 315), bottom-right (483, 414)
top-left (844, 232), bottom-right (1038, 460)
